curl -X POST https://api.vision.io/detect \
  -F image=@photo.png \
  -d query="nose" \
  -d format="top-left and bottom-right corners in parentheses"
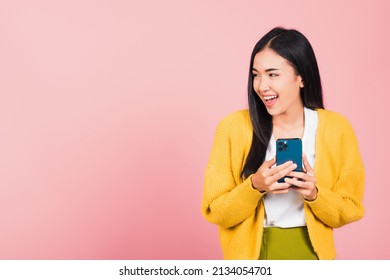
top-left (256, 76), bottom-right (270, 93)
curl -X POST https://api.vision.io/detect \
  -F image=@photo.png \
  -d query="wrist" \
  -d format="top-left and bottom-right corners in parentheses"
top-left (305, 187), bottom-right (318, 201)
top-left (250, 176), bottom-right (266, 193)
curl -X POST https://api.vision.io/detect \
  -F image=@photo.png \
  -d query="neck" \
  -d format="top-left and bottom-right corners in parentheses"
top-left (273, 105), bottom-right (305, 130)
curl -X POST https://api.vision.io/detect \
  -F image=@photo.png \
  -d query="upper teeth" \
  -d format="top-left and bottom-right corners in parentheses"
top-left (264, 95), bottom-right (277, 101)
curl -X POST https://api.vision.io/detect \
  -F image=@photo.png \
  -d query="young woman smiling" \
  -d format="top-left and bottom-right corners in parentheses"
top-left (202, 27), bottom-right (364, 260)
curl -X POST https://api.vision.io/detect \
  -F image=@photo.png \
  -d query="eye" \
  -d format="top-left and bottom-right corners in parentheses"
top-left (252, 73), bottom-right (260, 78)
top-left (269, 73), bottom-right (279, 77)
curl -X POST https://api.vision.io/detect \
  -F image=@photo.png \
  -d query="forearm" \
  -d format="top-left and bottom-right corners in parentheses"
top-left (306, 168), bottom-right (364, 228)
top-left (202, 175), bottom-right (264, 228)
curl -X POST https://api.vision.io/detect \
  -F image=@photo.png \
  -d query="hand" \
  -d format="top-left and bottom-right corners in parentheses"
top-left (285, 153), bottom-right (318, 201)
top-left (251, 157), bottom-right (297, 194)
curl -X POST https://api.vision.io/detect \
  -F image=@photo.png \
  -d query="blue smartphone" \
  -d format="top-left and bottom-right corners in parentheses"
top-left (276, 138), bottom-right (302, 183)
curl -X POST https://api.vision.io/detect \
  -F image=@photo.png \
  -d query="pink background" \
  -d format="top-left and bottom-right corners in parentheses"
top-left (0, 0), bottom-right (388, 259)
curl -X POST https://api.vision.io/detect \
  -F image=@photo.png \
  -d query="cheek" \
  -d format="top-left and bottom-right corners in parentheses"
top-left (252, 80), bottom-right (259, 92)
top-left (281, 81), bottom-right (300, 96)
top-left (285, 87), bottom-right (302, 103)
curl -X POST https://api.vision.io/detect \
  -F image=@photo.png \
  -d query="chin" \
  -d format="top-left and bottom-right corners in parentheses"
top-left (265, 107), bottom-right (280, 116)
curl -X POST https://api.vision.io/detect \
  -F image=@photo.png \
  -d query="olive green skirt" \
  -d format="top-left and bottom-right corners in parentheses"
top-left (259, 226), bottom-right (318, 260)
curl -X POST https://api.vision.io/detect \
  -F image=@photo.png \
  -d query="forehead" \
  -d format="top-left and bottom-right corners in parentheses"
top-left (253, 48), bottom-right (292, 71)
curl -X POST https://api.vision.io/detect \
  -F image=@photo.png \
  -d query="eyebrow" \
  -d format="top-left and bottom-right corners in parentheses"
top-left (252, 67), bottom-right (280, 72)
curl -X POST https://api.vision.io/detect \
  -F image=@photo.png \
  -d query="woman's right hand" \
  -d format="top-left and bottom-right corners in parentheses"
top-left (251, 157), bottom-right (297, 194)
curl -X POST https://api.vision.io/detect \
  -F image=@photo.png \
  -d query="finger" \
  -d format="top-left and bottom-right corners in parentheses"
top-left (269, 182), bottom-right (291, 193)
top-left (290, 184), bottom-right (317, 201)
top-left (266, 163), bottom-right (297, 184)
top-left (270, 182), bottom-right (291, 191)
top-left (302, 153), bottom-right (314, 175)
top-left (267, 160), bottom-right (295, 177)
top-left (288, 171), bottom-right (312, 182)
top-left (284, 177), bottom-right (307, 188)
top-left (285, 178), bottom-right (316, 191)
top-left (263, 157), bottom-right (276, 168)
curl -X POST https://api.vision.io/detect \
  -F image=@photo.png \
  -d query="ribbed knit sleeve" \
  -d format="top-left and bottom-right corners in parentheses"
top-left (306, 110), bottom-right (365, 228)
top-left (201, 111), bottom-right (264, 229)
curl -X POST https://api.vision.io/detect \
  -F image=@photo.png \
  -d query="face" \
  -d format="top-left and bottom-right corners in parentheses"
top-left (252, 48), bottom-right (304, 117)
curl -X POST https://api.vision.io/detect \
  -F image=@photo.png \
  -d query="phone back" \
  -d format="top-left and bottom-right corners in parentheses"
top-left (276, 138), bottom-right (302, 183)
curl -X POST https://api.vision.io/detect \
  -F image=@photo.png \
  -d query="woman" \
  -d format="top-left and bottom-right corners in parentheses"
top-left (201, 27), bottom-right (364, 260)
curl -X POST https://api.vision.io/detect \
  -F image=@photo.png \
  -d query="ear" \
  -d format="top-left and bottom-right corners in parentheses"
top-left (297, 75), bottom-right (304, 88)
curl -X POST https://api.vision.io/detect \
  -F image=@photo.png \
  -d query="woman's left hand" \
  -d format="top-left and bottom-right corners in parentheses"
top-left (285, 153), bottom-right (318, 201)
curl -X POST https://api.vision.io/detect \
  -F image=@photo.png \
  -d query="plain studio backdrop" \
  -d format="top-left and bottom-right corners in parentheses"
top-left (0, 0), bottom-right (389, 259)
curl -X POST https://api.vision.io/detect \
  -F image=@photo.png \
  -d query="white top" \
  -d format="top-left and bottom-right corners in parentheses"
top-left (263, 107), bottom-right (318, 228)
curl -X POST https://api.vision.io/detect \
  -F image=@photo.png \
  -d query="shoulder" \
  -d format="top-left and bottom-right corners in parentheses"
top-left (317, 109), bottom-right (357, 139)
top-left (317, 109), bottom-right (353, 128)
top-left (213, 110), bottom-right (253, 142)
top-left (217, 109), bottom-right (252, 130)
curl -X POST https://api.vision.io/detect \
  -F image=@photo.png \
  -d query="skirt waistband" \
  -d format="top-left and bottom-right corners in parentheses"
top-left (260, 226), bottom-right (318, 260)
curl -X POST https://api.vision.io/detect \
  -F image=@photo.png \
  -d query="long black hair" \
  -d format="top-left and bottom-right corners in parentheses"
top-left (241, 27), bottom-right (324, 179)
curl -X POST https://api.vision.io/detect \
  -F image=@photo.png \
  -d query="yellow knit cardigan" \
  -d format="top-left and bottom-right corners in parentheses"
top-left (201, 109), bottom-right (364, 260)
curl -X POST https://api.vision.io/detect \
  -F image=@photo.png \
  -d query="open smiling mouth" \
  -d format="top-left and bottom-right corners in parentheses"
top-left (263, 95), bottom-right (278, 106)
